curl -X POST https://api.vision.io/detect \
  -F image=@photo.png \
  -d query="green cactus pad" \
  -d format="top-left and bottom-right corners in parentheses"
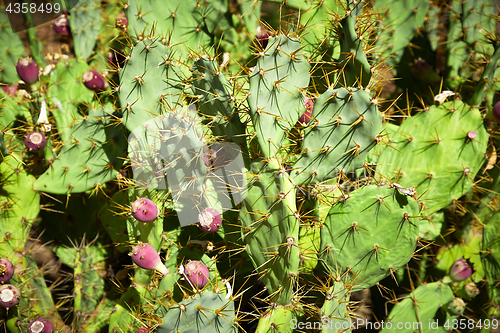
top-left (380, 282), bottom-right (454, 333)
top-left (320, 183), bottom-right (420, 291)
top-left (0, 131), bottom-right (8, 163)
top-left (12, 254), bottom-right (61, 323)
top-left (0, 9), bottom-right (26, 84)
top-left (191, 57), bottom-right (247, 148)
top-left (255, 306), bottom-right (301, 333)
top-left (155, 290), bottom-right (237, 333)
top-left (33, 108), bottom-right (126, 194)
top-left (292, 87), bottom-right (382, 185)
top-left (48, 58), bottom-right (95, 142)
top-left (374, 0), bottom-right (430, 68)
top-left (125, 0), bottom-right (213, 60)
top-left (69, 0), bottom-right (103, 60)
top-left (118, 39), bottom-right (186, 133)
top-left (337, 3), bottom-right (372, 88)
top-left (72, 245), bottom-right (106, 330)
top-left (248, 34), bottom-right (310, 158)
top-left (97, 191), bottom-right (130, 252)
top-left (481, 211), bottom-right (500, 305)
top-left (320, 278), bottom-right (351, 333)
top-left (375, 100), bottom-right (488, 215)
top-left (239, 159), bottom-right (300, 305)
top-left (0, 94), bottom-right (32, 154)
top-left (0, 155), bottom-right (40, 256)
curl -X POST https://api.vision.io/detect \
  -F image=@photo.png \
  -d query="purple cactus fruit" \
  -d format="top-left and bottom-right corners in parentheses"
top-left (1, 85), bottom-right (18, 96)
top-left (493, 101), bottom-right (500, 123)
top-left (131, 197), bottom-right (159, 222)
top-left (52, 15), bottom-right (70, 35)
top-left (202, 145), bottom-right (213, 167)
top-left (197, 208), bottom-right (222, 233)
top-left (107, 50), bottom-right (126, 69)
top-left (115, 12), bottom-right (128, 31)
top-left (256, 26), bottom-right (270, 50)
top-left (449, 257), bottom-right (473, 282)
top-left (0, 284), bottom-right (21, 308)
top-left (16, 57), bottom-right (39, 84)
top-left (82, 70), bottom-right (108, 91)
top-left (136, 327), bottom-right (148, 333)
top-left (202, 143), bottom-right (234, 170)
top-left (130, 242), bottom-right (169, 275)
top-left (0, 258), bottom-right (14, 282)
top-left (28, 318), bottom-right (55, 333)
top-left (183, 260), bottom-right (209, 289)
top-left (298, 97), bottom-right (314, 125)
top-left (25, 131), bottom-right (47, 152)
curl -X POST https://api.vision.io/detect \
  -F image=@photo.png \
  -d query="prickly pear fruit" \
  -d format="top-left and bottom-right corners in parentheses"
top-left (256, 26), bottom-right (270, 49)
top-left (130, 242), bottom-right (169, 275)
top-left (298, 97), bottom-right (314, 125)
top-left (183, 260), bottom-right (209, 289)
top-left (449, 257), bottom-right (473, 282)
top-left (82, 70), bottom-right (108, 91)
top-left (494, 101), bottom-right (500, 123)
top-left (0, 284), bottom-right (21, 308)
top-left (197, 208), bottom-right (222, 233)
top-left (108, 50), bottom-right (126, 68)
top-left (131, 197), bottom-right (159, 222)
top-left (0, 258), bottom-right (14, 282)
top-left (115, 12), bottom-right (128, 31)
top-left (16, 57), bottom-right (39, 83)
top-left (461, 281), bottom-right (480, 299)
top-left (52, 15), bottom-right (70, 35)
top-left (1, 85), bottom-right (17, 96)
top-left (137, 327), bottom-right (148, 333)
top-left (202, 143), bottom-right (232, 170)
top-left (447, 297), bottom-right (465, 316)
top-left (25, 131), bottom-right (47, 152)
top-left (28, 318), bottom-right (55, 333)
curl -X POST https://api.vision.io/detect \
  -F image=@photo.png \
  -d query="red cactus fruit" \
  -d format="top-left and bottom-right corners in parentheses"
top-left (131, 197), bottom-right (159, 222)
top-left (202, 143), bottom-right (232, 170)
top-left (0, 284), bottom-right (21, 308)
top-left (130, 242), bottom-right (169, 275)
top-left (183, 260), bottom-right (209, 289)
top-left (107, 50), bottom-right (126, 69)
top-left (115, 12), bottom-right (128, 31)
top-left (1, 85), bottom-right (18, 96)
top-left (28, 318), bottom-right (55, 333)
top-left (256, 26), bottom-right (270, 50)
top-left (16, 57), bottom-right (39, 84)
top-left (493, 101), bottom-right (500, 123)
top-left (52, 15), bottom-right (70, 35)
top-left (25, 131), bottom-right (47, 152)
top-left (299, 97), bottom-right (314, 125)
top-left (197, 208), bottom-right (222, 233)
top-left (82, 70), bottom-right (108, 91)
top-left (0, 258), bottom-right (14, 282)
top-left (449, 257), bottom-right (473, 282)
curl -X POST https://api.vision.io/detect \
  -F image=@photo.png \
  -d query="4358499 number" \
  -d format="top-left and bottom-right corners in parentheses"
top-left (444, 318), bottom-right (498, 330)
top-left (5, 2), bottom-right (60, 14)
